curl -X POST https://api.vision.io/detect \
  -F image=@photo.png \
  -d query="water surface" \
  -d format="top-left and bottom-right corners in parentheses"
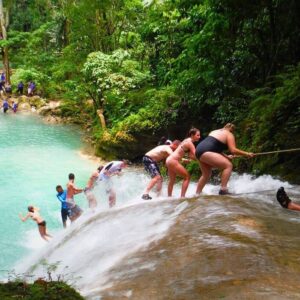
top-left (0, 113), bottom-right (95, 275)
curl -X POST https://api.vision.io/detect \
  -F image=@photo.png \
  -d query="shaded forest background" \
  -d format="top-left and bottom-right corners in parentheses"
top-left (1, 0), bottom-right (299, 182)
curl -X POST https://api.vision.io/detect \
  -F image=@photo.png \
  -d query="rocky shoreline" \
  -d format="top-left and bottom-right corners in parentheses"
top-left (5, 95), bottom-right (104, 165)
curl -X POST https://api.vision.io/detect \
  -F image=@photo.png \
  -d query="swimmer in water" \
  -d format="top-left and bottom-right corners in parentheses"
top-left (19, 206), bottom-right (52, 241)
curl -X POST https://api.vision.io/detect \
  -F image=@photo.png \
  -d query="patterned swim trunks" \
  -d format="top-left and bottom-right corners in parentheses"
top-left (142, 155), bottom-right (161, 178)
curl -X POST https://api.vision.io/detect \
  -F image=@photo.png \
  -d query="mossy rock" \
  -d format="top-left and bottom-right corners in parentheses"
top-left (0, 280), bottom-right (84, 300)
top-left (17, 95), bottom-right (47, 109)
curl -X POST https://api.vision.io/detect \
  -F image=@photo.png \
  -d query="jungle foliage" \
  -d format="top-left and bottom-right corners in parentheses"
top-left (2, 0), bottom-right (300, 180)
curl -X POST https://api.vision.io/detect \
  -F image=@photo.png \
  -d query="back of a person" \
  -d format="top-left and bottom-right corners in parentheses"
top-left (146, 145), bottom-right (171, 161)
top-left (168, 139), bottom-right (189, 161)
top-left (209, 128), bottom-right (228, 144)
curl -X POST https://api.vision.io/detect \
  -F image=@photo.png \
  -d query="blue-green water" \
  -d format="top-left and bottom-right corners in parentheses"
top-left (0, 113), bottom-right (95, 275)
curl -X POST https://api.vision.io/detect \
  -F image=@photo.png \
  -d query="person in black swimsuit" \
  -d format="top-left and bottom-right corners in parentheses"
top-left (195, 123), bottom-right (254, 195)
top-left (276, 187), bottom-right (300, 211)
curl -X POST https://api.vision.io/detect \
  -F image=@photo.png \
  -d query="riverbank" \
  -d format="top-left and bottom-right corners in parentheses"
top-left (2, 94), bottom-right (105, 165)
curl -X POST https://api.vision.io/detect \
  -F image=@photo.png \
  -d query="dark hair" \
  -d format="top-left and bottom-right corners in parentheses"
top-left (68, 173), bottom-right (75, 180)
top-left (187, 127), bottom-right (200, 137)
top-left (56, 185), bottom-right (62, 191)
top-left (28, 206), bottom-right (34, 212)
top-left (172, 140), bottom-right (181, 146)
top-left (158, 136), bottom-right (167, 145)
top-left (97, 166), bottom-right (104, 172)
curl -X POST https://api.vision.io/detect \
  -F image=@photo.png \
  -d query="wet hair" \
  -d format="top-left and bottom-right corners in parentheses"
top-left (97, 166), bottom-right (104, 172)
top-left (224, 123), bottom-right (235, 132)
top-left (187, 127), bottom-right (200, 137)
top-left (56, 185), bottom-right (62, 191)
top-left (172, 140), bottom-right (181, 146)
top-left (28, 206), bottom-right (34, 213)
top-left (68, 173), bottom-right (75, 180)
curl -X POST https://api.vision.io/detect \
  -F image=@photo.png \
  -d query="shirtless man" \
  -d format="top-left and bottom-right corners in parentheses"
top-left (142, 140), bottom-right (181, 200)
top-left (67, 173), bottom-right (83, 221)
top-left (97, 161), bottom-right (127, 207)
top-left (19, 206), bottom-right (52, 241)
top-left (84, 166), bottom-right (104, 209)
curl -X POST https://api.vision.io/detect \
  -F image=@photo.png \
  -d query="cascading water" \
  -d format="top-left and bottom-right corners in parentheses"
top-left (15, 169), bottom-right (300, 299)
top-left (2, 113), bottom-right (300, 299)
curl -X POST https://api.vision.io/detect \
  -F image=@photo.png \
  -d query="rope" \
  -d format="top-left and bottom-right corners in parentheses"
top-left (233, 187), bottom-right (294, 195)
top-left (254, 148), bottom-right (300, 156)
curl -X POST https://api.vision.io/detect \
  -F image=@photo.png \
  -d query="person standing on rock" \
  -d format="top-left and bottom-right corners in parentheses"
top-left (84, 166), bottom-right (104, 209)
top-left (97, 161), bottom-right (127, 207)
top-left (66, 173), bottom-right (84, 222)
top-left (142, 140), bottom-right (181, 200)
top-left (17, 81), bottom-right (24, 95)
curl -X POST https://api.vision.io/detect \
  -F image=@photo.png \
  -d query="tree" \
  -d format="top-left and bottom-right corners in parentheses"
top-left (82, 48), bottom-right (150, 127)
top-left (0, 0), bottom-right (10, 84)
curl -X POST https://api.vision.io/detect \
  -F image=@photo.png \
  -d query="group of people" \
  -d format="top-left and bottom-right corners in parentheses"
top-left (19, 161), bottom-right (127, 240)
top-left (142, 123), bottom-right (254, 200)
top-left (19, 122), bottom-right (298, 241)
top-left (2, 97), bottom-right (18, 113)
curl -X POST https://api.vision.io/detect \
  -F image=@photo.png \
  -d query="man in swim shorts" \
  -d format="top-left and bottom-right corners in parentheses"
top-left (66, 173), bottom-right (84, 221)
top-left (276, 187), bottom-right (300, 211)
top-left (142, 140), bottom-right (181, 200)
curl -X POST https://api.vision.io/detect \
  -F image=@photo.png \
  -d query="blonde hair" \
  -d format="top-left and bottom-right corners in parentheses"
top-left (224, 123), bottom-right (235, 132)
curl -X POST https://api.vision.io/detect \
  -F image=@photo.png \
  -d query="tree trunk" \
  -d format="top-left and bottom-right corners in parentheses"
top-left (97, 109), bottom-right (106, 129)
top-left (0, 0), bottom-right (10, 85)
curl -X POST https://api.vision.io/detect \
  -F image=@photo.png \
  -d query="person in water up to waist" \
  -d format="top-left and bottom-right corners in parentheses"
top-left (195, 123), bottom-right (254, 195)
top-left (56, 185), bottom-right (72, 228)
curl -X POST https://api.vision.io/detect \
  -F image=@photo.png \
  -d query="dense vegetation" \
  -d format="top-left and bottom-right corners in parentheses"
top-left (1, 0), bottom-right (299, 181)
top-left (0, 280), bottom-right (84, 299)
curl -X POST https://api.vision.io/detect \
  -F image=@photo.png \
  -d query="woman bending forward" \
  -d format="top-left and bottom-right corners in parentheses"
top-left (195, 123), bottom-right (254, 195)
top-left (166, 128), bottom-right (201, 197)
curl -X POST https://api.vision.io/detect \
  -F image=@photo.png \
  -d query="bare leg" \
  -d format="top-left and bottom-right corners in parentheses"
top-left (175, 164), bottom-right (190, 197)
top-left (196, 161), bottom-right (212, 194)
top-left (145, 175), bottom-right (162, 195)
top-left (155, 177), bottom-right (163, 196)
top-left (167, 160), bottom-right (190, 197)
top-left (287, 202), bottom-right (300, 212)
top-left (38, 226), bottom-right (49, 241)
top-left (109, 189), bottom-right (116, 208)
top-left (167, 169), bottom-right (176, 197)
top-left (198, 152), bottom-right (233, 192)
top-left (87, 192), bottom-right (97, 209)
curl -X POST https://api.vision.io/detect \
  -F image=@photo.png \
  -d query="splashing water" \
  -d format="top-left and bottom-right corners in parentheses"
top-left (2, 113), bottom-right (300, 299)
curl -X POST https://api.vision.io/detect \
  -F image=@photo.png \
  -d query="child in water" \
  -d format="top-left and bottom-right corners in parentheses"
top-left (19, 206), bottom-right (52, 241)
